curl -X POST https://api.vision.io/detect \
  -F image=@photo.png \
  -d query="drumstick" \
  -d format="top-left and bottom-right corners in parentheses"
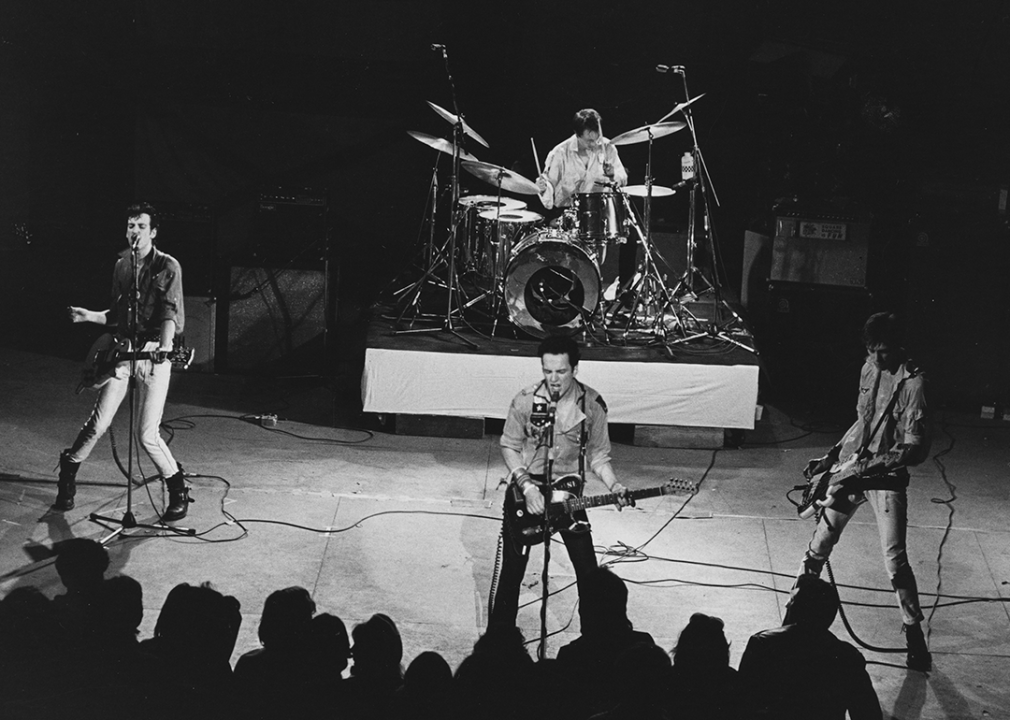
top-left (530, 137), bottom-right (541, 176)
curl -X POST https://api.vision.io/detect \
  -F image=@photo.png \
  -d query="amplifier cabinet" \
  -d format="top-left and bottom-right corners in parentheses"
top-left (770, 214), bottom-right (870, 288)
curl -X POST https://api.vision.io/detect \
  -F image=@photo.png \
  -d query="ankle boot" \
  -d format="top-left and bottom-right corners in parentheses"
top-left (162, 469), bottom-right (192, 522)
top-left (903, 622), bottom-right (932, 671)
top-left (52, 449), bottom-right (79, 512)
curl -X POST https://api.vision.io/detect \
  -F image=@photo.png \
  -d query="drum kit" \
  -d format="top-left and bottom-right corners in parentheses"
top-left (396, 64), bottom-right (751, 351)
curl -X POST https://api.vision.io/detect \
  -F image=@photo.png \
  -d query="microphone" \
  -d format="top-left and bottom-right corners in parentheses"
top-left (430, 44), bottom-right (445, 51)
top-left (656, 64), bottom-right (685, 74)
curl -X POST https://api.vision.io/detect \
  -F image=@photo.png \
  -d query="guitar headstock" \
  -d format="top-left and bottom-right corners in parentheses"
top-left (662, 477), bottom-right (699, 495)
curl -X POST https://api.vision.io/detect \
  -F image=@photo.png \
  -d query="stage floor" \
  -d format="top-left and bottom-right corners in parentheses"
top-left (2, 346), bottom-right (1009, 718)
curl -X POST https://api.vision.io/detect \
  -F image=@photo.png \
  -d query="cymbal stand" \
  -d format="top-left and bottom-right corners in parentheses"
top-left (665, 67), bottom-right (755, 353)
top-left (395, 45), bottom-right (478, 349)
top-left (602, 130), bottom-right (682, 341)
top-left (393, 160), bottom-right (452, 317)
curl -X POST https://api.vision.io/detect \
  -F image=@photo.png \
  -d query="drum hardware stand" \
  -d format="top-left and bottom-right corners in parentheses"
top-left (662, 68), bottom-right (755, 354)
top-left (89, 236), bottom-right (194, 543)
top-left (394, 46), bottom-right (479, 349)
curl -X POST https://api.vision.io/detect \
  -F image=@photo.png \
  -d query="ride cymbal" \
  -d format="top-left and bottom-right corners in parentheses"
top-left (623, 184), bottom-right (676, 197)
top-left (407, 131), bottom-right (479, 162)
top-left (461, 160), bottom-right (539, 195)
top-left (427, 101), bottom-right (490, 148)
top-left (610, 121), bottom-right (686, 146)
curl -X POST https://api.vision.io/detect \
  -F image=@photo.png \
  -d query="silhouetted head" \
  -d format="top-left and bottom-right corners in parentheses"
top-left (54, 538), bottom-right (110, 593)
top-left (785, 575), bottom-right (840, 629)
top-left (310, 612), bottom-right (350, 676)
top-left (579, 566), bottom-right (632, 634)
top-left (403, 650), bottom-right (452, 693)
top-left (99, 574), bottom-right (144, 635)
top-left (351, 613), bottom-right (403, 679)
top-left (672, 612), bottom-right (730, 670)
top-left (259, 586), bottom-right (316, 649)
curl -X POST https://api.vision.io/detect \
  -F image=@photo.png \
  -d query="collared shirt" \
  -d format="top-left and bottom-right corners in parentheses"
top-left (837, 358), bottom-right (929, 466)
top-left (106, 247), bottom-right (185, 338)
top-left (500, 379), bottom-right (612, 478)
top-left (538, 135), bottom-right (628, 210)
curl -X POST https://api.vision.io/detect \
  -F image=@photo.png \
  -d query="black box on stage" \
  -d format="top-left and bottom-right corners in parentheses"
top-left (770, 213), bottom-right (870, 288)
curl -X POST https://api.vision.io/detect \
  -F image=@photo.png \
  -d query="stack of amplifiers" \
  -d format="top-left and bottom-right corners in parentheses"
top-left (770, 211), bottom-right (870, 288)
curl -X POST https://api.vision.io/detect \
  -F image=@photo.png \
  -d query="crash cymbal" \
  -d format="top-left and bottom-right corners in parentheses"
top-left (623, 184), bottom-right (676, 197)
top-left (427, 101), bottom-right (490, 148)
top-left (407, 131), bottom-right (479, 162)
top-left (656, 93), bottom-right (705, 124)
top-left (461, 160), bottom-right (539, 195)
top-left (610, 121), bottom-right (686, 146)
top-left (458, 195), bottom-right (527, 211)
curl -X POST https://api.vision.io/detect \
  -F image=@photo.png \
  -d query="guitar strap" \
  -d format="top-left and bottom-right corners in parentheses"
top-left (577, 380), bottom-right (588, 488)
top-left (860, 369), bottom-right (912, 456)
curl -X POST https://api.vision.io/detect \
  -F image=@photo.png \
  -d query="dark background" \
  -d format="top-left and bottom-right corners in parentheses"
top-left (2, 0), bottom-right (1008, 416)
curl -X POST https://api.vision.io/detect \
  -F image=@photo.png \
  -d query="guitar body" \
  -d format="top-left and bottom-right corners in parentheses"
top-left (504, 474), bottom-right (699, 547)
top-left (78, 333), bottom-right (195, 392)
top-left (797, 449), bottom-right (903, 519)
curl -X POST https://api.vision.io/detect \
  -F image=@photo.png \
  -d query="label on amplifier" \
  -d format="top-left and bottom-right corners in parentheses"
top-left (798, 221), bottom-right (847, 240)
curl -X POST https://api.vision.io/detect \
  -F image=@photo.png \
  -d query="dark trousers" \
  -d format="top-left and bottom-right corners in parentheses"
top-left (489, 512), bottom-right (598, 629)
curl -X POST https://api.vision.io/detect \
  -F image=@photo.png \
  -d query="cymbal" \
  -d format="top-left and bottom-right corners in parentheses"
top-left (623, 184), bottom-right (676, 198)
top-left (427, 101), bottom-right (490, 148)
top-left (407, 131), bottom-right (479, 162)
top-left (458, 195), bottom-right (526, 211)
top-left (461, 160), bottom-right (539, 195)
top-left (610, 121), bottom-right (686, 146)
top-left (656, 93), bottom-right (705, 124)
top-left (478, 209), bottom-right (543, 223)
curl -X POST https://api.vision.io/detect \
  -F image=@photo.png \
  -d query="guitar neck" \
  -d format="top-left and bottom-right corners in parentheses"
top-left (553, 480), bottom-right (696, 515)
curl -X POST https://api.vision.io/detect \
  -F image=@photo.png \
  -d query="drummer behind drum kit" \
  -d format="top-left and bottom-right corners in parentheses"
top-left (398, 88), bottom-right (753, 351)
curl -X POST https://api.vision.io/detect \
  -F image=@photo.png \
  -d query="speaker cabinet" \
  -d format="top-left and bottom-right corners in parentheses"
top-left (220, 267), bottom-right (327, 372)
top-left (181, 295), bottom-right (216, 372)
top-left (770, 214), bottom-right (869, 288)
top-left (157, 203), bottom-right (215, 296)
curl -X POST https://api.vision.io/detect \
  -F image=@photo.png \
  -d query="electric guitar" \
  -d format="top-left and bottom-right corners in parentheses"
top-left (77, 333), bottom-right (195, 393)
top-left (504, 474), bottom-right (699, 547)
top-left (796, 449), bottom-right (905, 519)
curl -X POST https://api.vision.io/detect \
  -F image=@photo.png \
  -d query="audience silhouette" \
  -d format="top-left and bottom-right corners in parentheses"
top-left (0, 541), bottom-right (895, 720)
top-left (667, 612), bottom-right (744, 720)
top-left (738, 574), bottom-right (882, 720)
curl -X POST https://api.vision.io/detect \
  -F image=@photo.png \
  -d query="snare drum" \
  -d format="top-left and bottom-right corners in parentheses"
top-left (457, 195), bottom-right (527, 272)
top-left (574, 191), bottom-right (626, 242)
top-left (503, 229), bottom-right (601, 337)
top-left (477, 208), bottom-right (543, 280)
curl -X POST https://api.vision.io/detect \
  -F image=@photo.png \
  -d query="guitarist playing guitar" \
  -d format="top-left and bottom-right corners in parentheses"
top-left (53, 202), bottom-right (192, 522)
top-left (791, 312), bottom-right (933, 672)
top-left (490, 336), bottom-right (631, 631)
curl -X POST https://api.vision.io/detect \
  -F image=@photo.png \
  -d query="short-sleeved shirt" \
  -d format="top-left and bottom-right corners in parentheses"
top-left (500, 379), bottom-right (612, 478)
top-left (106, 247), bottom-right (185, 339)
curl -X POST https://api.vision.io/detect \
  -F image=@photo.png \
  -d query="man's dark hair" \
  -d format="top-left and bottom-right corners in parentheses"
top-left (572, 108), bottom-right (602, 136)
top-left (126, 201), bottom-right (159, 230)
top-left (785, 575), bottom-right (840, 628)
top-left (862, 311), bottom-right (904, 349)
top-left (537, 335), bottom-right (581, 367)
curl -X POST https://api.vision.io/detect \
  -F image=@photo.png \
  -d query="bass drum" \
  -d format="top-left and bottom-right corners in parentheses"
top-left (503, 230), bottom-right (601, 338)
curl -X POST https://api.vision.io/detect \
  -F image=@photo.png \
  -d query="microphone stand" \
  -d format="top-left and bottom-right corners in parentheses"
top-left (664, 68), bottom-right (755, 354)
top-left (90, 236), bottom-right (194, 543)
top-left (537, 395), bottom-right (557, 661)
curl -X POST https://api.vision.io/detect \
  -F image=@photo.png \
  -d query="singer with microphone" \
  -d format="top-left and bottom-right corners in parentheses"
top-left (53, 202), bottom-right (192, 521)
top-left (489, 335), bottom-right (630, 629)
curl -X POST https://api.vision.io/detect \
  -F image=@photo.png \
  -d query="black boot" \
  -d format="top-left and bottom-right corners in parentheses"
top-left (162, 469), bottom-right (192, 522)
top-left (903, 622), bottom-right (932, 671)
top-left (52, 449), bottom-right (79, 512)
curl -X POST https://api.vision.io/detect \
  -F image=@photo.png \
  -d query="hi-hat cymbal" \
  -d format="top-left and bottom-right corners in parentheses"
top-left (623, 184), bottom-right (676, 198)
top-left (610, 121), bottom-right (686, 146)
top-left (427, 101), bottom-right (490, 148)
top-left (407, 131), bottom-right (479, 162)
top-left (458, 195), bottom-right (526, 211)
top-left (461, 160), bottom-right (539, 195)
top-left (656, 93), bottom-right (706, 124)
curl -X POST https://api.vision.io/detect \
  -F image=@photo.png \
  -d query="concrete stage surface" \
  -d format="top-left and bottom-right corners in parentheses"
top-left (2, 345), bottom-right (1009, 718)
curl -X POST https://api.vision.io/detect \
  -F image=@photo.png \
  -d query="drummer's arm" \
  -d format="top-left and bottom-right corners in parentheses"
top-left (608, 144), bottom-right (628, 187)
top-left (537, 150), bottom-right (562, 210)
